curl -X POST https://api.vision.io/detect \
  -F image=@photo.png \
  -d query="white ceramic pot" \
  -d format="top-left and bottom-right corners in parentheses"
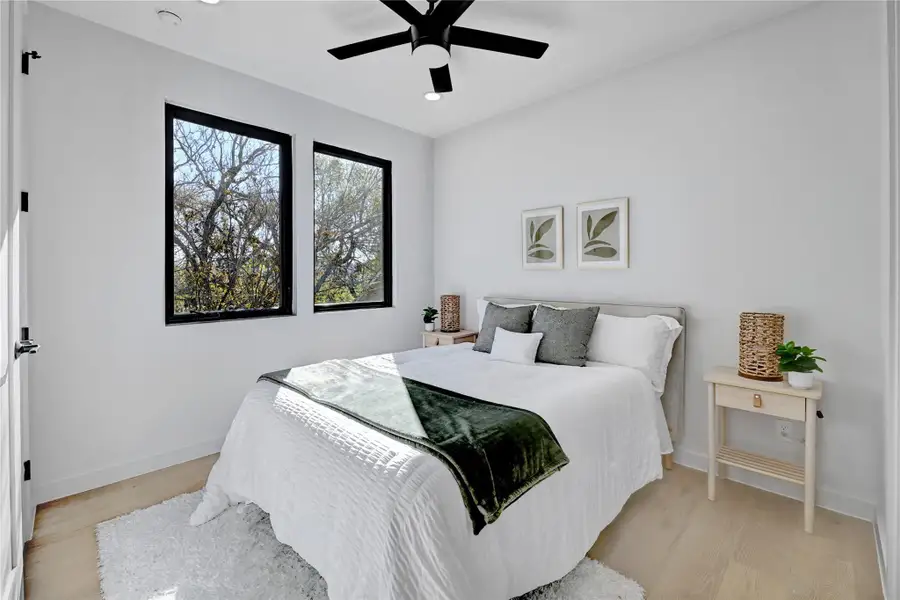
top-left (425, 322), bottom-right (435, 332)
top-left (787, 371), bottom-right (814, 389)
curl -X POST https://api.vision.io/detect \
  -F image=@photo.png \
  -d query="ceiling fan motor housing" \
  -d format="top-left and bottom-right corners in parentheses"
top-left (410, 23), bottom-right (451, 63)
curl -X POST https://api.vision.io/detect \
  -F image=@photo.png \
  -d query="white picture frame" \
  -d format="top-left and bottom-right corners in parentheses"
top-left (522, 206), bottom-right (563, 270)
top-left (576, 197), bottom-right (629, 269)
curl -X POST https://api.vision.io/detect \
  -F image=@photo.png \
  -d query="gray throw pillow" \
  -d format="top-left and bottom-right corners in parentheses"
top-left (473, 303), bottom-right (536, 353)
top-left (531, 305), bottom-right (600, 367)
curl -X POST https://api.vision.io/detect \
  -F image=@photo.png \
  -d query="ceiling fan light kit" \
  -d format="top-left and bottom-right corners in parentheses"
top-left (327, 0), bottom-right (548, 97)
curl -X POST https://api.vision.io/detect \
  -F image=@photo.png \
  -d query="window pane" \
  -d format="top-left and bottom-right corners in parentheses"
top-left (314, 149), bottom-right (388, 308)
top-left (172, 117), bottom-right (284, 316)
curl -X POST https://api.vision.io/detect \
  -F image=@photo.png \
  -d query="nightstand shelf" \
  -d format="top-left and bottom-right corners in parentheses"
top-left (715, 446), bottom-right (804, 485)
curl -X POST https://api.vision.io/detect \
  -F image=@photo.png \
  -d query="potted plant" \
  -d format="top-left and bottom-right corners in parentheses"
top-left (422, 306), bottom-right (438, 332)
top-left (776, 341), bottom-right (826, 389)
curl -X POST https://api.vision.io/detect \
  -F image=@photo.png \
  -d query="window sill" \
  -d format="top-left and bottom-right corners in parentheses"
top-left (165, 307), bottom-right (294, 326)
top-left (313, 302), bottom-right (393, 314)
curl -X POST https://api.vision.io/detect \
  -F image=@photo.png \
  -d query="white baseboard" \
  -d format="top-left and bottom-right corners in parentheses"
top-left (33, 438), bottom-right (223, 505)
top-left (674, 448), bottom-right (875, 522)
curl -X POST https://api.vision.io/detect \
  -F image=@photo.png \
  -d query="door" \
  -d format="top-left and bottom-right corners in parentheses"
top-left (1, 0), bottom-right (28, 598)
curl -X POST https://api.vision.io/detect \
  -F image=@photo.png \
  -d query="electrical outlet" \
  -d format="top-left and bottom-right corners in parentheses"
top-left (776, 419), bottom-right (805, 443)
top-left (776, 420), bottom-right (792, 440)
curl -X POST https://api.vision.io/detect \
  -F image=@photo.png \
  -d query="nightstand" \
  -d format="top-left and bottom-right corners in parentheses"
top-left (704, 366), bottom-right (823, 533)
top-left (422, 329), bottom-right (477, 348)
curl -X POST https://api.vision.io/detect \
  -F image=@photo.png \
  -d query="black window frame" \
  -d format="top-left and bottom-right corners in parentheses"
top-left (165, 103), bottom-right (294, 325)
top-left (312, 141), bottom-right (393, 313)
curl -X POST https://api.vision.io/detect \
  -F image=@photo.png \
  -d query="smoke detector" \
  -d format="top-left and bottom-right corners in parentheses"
top-left (156, 9), bottom-right (182, 26)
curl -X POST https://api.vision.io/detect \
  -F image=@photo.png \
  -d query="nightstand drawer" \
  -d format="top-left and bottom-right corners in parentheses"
top-left (715, 385), bottom-right (806, 421)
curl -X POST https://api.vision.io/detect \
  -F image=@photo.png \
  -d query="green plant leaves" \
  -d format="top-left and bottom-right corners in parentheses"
top-left (584, 246), bottom-right (617, 258)
top-left (582, 209), bottom-right (618, 259)
top-left (590, 210), bottom-right (617, 240)
top-left (526, 217), bottom-right (556, 261)
top-left (776, 340), bottom-right (826, 373)
top-left (528, 249), bottom-right (555, 260)
top-left (534, 218), bottom-right (554, 243)
top-left (422, 306), bottom-right (438, 323)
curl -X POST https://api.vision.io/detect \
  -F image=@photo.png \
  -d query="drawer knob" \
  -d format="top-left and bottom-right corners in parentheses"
top-left (753, 393), bottom-right (763, 408)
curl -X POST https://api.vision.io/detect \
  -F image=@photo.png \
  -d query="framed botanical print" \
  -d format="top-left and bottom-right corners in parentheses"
top-left (576, 197), bottom-right (629, 269)
top-left (522, 206), bottom-right (563, 270)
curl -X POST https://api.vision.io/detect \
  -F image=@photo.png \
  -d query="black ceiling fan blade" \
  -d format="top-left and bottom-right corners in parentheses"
top-left (430, 64), bottom-right (453, 93)
top-left (450, 26), bottom-right (548, 59)
top-left (430, 0), bottom-right (475, 26)
top-left (380, 0), bottom-right (424, 26)
top-left (328, 30), bottom-right (410, 60)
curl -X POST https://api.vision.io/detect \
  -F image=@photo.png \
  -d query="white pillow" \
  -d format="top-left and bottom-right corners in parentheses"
top-left (489, 327), bottom-right (544, 365)
top-left (476, 299), bottom-right (537, 330)
top-left (587, 314), bottom-right (683, 392)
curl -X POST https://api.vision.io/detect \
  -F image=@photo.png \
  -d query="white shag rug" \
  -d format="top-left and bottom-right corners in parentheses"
top-left (96, 492), bottom-right (644, 600)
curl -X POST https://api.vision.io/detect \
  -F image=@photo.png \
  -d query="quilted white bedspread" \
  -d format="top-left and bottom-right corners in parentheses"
top-left (191, 344), bottom-right (663, 600)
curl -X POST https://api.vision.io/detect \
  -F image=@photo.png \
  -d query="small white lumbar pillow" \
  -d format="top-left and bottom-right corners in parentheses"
top-left (489, 327), bottom-right (544, 365)
top-left (587, 313), bottom-right (683, 392)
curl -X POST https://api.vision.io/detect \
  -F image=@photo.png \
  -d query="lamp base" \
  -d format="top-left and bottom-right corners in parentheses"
top-left (738, 370), bottom-right (783, 382)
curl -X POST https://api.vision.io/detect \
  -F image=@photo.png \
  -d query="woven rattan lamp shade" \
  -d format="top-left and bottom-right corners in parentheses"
top-left (738, 312), bottom-right (785, 381)
top-left (440, 295), bottom-right (461, 333)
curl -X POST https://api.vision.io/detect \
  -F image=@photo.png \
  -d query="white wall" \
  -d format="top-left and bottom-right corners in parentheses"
top-left (25, 4), bottom-right (434, 503)
top-left (435, 1), bottom-right (884, 519)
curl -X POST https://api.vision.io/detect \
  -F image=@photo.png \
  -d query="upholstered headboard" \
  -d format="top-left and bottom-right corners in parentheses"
top-left (484, 297), bottom-right (687, 442)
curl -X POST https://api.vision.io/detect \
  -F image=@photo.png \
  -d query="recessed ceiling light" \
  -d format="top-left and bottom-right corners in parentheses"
top-left (156, 9), bottom-right (182, 26)
top-left (199, 0), bottom-right (220, 4)
top-left (424, 92), bottom-right (441, 102)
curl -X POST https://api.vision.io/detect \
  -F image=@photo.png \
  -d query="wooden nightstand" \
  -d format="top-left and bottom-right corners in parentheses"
top-left (704, 366), bottom-right (823, 533)
top-left (422, 329), bottom-right (477, 348)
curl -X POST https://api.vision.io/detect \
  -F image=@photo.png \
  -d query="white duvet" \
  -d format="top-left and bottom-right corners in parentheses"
top-left (192, 344), bottom-right (665, 600)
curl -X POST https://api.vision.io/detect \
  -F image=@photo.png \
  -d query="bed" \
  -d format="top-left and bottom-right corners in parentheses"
top-left (191, 298), bottom-right (686, 600)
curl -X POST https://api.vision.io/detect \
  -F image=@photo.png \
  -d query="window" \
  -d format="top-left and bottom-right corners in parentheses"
top-left (313, 142), bottom-right (392, 312)
top-left (165, 104), bottom-right (293, 325)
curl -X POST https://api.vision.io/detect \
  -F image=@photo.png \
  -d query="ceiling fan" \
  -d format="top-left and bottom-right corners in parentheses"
top-left (327, 0), bottom-right (549, 95)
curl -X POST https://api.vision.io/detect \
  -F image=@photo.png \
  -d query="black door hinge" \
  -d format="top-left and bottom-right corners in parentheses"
top-left (21, 191), bottom-right (28, 213)
top-left (21, 50), bottom-right (41, 75)
top-left (23, 460), bottom-right (31, 482)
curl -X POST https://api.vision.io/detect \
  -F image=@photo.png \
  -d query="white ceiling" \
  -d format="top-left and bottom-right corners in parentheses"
top-left (42, 0), bottom-right (808, 137)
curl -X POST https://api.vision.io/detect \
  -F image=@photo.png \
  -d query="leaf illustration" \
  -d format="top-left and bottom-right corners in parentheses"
top-left (528, 249), bottom-right (555, 260)
top-left (586, 214), bottom-right (593, 237)
top-left (528, 242), bottom-right (551, 251)
top-left (534, 218), bottom-right (555, 243)
top-left (584, 240), bottom-right (611, 249)
top-left (584, 246), bottom-right (618, 258)
top-left (590, 210), bottom-right (617, 240)
top-left (529, 220), bottom-right (535, 243)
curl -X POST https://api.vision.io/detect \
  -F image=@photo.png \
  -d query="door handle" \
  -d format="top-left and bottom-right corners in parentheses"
top-left (15, 339), bottom-right (40, 359)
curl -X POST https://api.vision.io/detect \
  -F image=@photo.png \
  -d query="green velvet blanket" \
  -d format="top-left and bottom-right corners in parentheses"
top-left (259, 359), bottom-right (569, 534)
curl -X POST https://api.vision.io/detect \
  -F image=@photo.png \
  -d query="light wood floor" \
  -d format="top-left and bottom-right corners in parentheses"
top-left (25, 457), bottom-right (882, 600)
